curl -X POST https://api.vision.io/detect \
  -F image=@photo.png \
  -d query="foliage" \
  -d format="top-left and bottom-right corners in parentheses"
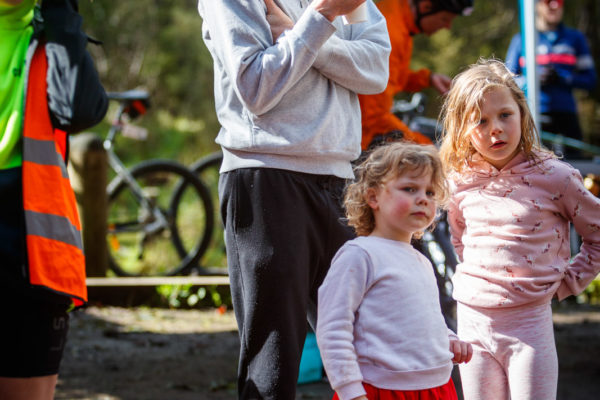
top-left (410, 1), bottom-right (519, 117)
top-left (578, 278), bottom-right (600, 305)
top-left (76, 1), bottom-right (600, 304)
top-left (411, 0), bottom-right (600, 143)
top-left (78, 0), bottom-right (220, 163)
top-left (77, 0), bottom-right (600, 155)
top-left (156, 284), bottom-right (232, 309)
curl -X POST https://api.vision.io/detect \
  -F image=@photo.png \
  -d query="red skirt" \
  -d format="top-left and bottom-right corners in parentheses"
top-left (332, 379), bottom-right (457, 400)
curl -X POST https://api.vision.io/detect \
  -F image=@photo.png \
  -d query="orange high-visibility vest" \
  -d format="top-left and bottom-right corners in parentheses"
top-left (358, 0), bottom-right (432, 149)
top-left (22, 43), bottom-right (87, 306)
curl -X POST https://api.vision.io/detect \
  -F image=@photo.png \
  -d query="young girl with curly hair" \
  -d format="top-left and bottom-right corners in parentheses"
top-left (317, 142), bottom-right (472, 400)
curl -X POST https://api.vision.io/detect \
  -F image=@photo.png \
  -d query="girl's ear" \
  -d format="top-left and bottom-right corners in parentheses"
top-left (366, 187), bottom-right (379, 210)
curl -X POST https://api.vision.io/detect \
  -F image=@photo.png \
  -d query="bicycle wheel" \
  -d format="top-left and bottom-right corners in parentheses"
top-left (189, 151), bottom-right (228, 275)
top-left (413, 211), bottom-right (458, 331)
top-left (106, 160), bottom-right (214, 276)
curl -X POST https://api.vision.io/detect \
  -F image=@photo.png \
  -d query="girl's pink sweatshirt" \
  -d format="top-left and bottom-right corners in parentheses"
top-left (448, 151), bottom-right (600, 308)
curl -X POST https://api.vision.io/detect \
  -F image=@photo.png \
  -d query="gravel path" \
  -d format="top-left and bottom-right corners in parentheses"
top-left (55, 303), bottom-right (600, 399)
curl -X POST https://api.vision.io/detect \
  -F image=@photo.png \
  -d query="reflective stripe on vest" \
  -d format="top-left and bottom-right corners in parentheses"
top-left (22, 44), bottom-right (87, 306)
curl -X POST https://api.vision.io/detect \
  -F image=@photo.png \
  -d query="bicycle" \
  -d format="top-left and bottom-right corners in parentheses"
top-left (103, 90), bottom-right (214, 276)
top-left (186, 150), bottom-right (226, 275)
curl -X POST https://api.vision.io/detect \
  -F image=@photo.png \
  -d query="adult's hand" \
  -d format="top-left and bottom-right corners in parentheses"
top-left (430, 73), bottom-right (452, 95)
top-left (311, 0), bottom-right (366, 22)
top-left (264, 0), bottom-right (294, 41)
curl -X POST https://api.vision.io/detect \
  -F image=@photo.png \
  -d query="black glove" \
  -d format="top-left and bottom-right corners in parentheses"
top-left (540, 66), bottom-right (560, 87)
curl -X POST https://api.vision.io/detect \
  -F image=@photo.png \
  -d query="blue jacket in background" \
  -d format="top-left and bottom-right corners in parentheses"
top-left (505, 23), bottom-right (596, 114)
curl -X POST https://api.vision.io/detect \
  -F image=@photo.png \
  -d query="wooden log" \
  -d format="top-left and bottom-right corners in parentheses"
top-left (68, 132), bottom-right (108, 277)
top-left (86, 276), bottom-right (230, 287)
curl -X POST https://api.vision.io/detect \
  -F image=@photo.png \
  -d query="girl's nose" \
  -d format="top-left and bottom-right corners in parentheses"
top-left (489, 119), bottom-right (502, 135)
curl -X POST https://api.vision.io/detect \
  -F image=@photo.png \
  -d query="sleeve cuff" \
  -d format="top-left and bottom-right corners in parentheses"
top-left (292, 6), bottom-right (336, 54)
top-left (335, 381), bottom-right (367, 400)
top-left (556, 281), bottom-right (573, 301)
top-left (447, 328), bottom-right (459, 342)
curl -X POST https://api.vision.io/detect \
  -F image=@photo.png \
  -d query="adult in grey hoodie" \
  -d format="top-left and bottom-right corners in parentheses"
top-left (197, 0), bottom-right (390, 398)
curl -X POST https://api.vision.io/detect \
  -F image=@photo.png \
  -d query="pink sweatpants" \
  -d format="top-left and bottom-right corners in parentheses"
top-left (456, 302), bottom-right (558, 400)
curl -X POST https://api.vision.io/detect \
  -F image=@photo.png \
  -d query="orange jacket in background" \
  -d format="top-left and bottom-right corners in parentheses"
top-left (359, 0), bottom-right (432, 149)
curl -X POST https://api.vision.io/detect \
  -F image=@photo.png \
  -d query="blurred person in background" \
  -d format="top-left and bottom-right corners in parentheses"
top-left (359, 0), bottom-right (474, 150)
top-left (506, 0), bottom-right (596, 158)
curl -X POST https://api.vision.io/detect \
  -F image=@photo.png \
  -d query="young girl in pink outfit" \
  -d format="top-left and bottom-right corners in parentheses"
top-left (439, 58), bottom-right (600, 400)
top-left (317, 142), bottom-right (472, 400)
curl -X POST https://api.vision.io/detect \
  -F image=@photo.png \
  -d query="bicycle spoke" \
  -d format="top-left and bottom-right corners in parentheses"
top-left (190, 151), bottom-right (228, 275)
top-left (107, 161), bottom-right (212, 276)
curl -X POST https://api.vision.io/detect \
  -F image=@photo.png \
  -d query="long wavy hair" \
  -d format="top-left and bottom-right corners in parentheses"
top-left (345, 142), bottom-right (449, 237)
top-left (439, 58), bottom-right (551, 174)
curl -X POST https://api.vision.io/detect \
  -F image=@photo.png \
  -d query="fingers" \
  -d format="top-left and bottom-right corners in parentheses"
top-left (450, 340), bottom-right (473, 364)
top-left (450, 340), bottom-right (464, 363)
top-left (462, 341), bottom-right (473, 363)
top-left (264, 0), bottom-right (285, 16)
top-left (264, 0), bottom-right (276, 12)
top-left (263, 0), bottom-right (294, 41)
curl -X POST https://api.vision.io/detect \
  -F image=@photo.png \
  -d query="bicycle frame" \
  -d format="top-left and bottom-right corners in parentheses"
top-left (103, 103), bottom-right (170, 236)
top-left (541, 131), bottom-right (600, 157)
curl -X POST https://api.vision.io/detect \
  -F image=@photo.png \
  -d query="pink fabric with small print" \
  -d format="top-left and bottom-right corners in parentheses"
top-left (447, 150), bottom-right (600, 399)
top-left (456, 302), bottom-right (557, 400)
top-left (447, 151), bottom-right (600, 309)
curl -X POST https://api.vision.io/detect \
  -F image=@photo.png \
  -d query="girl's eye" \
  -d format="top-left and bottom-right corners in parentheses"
top-left (478, 118), bottom-right (487, 126)
top-left (426, 190), bottom-right (435, 197)
top-left (402, 187), bottom-right (415, 193)
top-left (501, 112), bottom-right (512, 118)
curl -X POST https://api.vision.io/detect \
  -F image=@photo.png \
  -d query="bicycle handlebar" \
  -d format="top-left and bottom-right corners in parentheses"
top-left (391, 92), bottom-right (426, 115)
top-left (393, 93), bottom-right (600, 157)
top-left (540, 131), bottom-right (600, 157)
top-left (106, 90), bottom-right (151, 122)
top-left (107, 90), bottom-right (150, 102)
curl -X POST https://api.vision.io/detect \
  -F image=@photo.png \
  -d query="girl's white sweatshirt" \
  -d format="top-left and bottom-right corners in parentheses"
top-left (317, 236), bottom-right (456, 400)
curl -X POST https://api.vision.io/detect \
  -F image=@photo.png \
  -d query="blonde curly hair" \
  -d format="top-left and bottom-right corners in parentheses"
top-left (345, 142), bottom-right (449, 237)
top-left (439, 58), bottom-right (551, 174)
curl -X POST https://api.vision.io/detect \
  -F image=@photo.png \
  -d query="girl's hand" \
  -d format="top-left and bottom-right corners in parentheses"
top-left (450, 339), bottom-right (473, 364)
top-left (264, 0), bottom-right (294, 42)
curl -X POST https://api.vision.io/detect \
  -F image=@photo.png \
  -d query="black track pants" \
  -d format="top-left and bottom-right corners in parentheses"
top-left (219, 168), bottom-right (355, 399)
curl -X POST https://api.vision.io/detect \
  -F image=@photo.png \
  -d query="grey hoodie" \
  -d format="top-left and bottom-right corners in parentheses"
top-left (198, 0), bottom-right (390, 178)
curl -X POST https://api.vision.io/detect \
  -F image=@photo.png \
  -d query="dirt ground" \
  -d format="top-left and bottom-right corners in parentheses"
top-left (55, 302), bottom-right (600, 400)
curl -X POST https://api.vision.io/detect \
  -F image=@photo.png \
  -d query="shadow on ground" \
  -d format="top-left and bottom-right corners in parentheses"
top-left (56, 303), bottom-right (600, 400)
top-left (56, 307), bottom-right (333, 400)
